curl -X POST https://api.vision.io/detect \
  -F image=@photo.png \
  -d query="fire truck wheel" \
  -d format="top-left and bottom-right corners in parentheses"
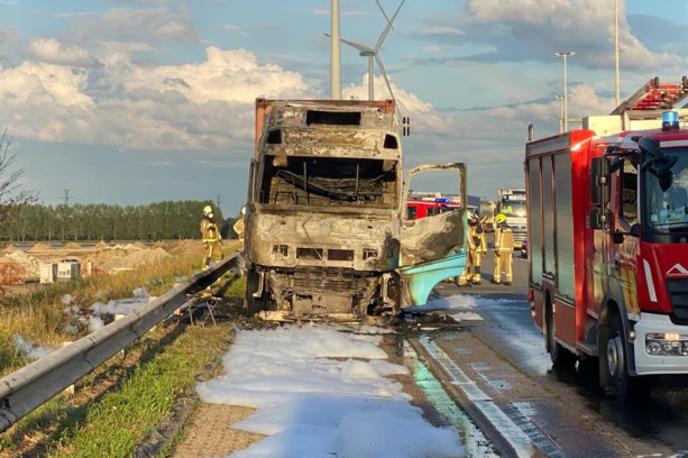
top-left (244, 268), bottom-right (266, 317)
top-left (546, 301), bottom-right (576, 368)
top-left (602, 312), bottom-right (637, 401)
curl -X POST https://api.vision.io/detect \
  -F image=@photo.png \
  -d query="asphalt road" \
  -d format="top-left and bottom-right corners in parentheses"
top-left (430, 248), bottom-right (688, 458)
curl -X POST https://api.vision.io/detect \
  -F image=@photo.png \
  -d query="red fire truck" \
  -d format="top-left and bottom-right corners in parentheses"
top-left (525, 77), bottom-right (688, 399)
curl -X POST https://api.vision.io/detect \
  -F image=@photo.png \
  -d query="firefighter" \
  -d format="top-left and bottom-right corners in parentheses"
top-left (493, 213), bottom-right (514, 286)
top-left (457, 213), bottom-right (487, 286)
top-left (470, 214), bottom-right (488, 284)
top-left (201, 205), bottom-right (223, 269)
top-left (233, 206), bottom-right (246, 242)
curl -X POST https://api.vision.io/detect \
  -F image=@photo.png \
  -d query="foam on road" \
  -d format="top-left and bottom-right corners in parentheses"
top-left (196, 325), bottom-right (465, 458)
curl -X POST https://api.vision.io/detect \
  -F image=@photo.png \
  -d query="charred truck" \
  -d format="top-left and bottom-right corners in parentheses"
top-left (243, 99), bottom-right (468, 321)
top-left (525, 77), bottom-right (688, 399)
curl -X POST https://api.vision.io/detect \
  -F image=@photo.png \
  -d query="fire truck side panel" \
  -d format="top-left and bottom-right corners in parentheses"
top-left (526, 131), bottom-right (597, 349)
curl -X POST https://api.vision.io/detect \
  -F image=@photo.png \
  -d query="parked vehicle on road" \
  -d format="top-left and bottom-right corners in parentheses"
top-left (525, 76), bottom-right (688, 400)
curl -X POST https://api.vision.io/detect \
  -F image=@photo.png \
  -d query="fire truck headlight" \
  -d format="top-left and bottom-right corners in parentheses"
top-left (646, 333), bottom-right (688, 356)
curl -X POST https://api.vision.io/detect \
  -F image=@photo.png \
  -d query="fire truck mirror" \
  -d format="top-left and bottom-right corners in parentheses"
top-left (589, 208), bottom-right (611, 230)
top-left (590, 157), bottom-right (611, 206)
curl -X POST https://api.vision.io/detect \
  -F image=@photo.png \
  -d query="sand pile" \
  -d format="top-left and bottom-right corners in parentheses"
top-left (63, 242), bottom-right (82, 250)
top-left (95, 241), bottom-right (110, 250)
top-left (167, 239), bottom-right (203, 256)
top-left (28, 242), bottom-right (54, 253)
top-left (100, 247), bottom-right (171, 272)
top-left (1, 250), bottom-right (41, 277)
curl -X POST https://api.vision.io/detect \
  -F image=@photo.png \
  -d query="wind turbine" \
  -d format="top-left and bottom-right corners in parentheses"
top-left (326, 0), bottom-right (405, 102)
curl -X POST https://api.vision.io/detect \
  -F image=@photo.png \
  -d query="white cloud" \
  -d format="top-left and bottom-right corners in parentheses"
top-left (343, 74), bottom-right (450, 134)
top-left (28, 38), bottom-right (97, 67)
top-left (466, 0), bottom-right (685, 71)
top-left (0, 45), bottom-right (312, 150)
top-left (68, 7), bottom-right (197, 43)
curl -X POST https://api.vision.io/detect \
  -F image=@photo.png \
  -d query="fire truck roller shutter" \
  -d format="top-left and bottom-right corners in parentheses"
top-left (528, 158), bottom-right (543, 286)
top-left (554, 153), bottom-right (575, 302)
top-left (542, 158), bottom-right (556, 277)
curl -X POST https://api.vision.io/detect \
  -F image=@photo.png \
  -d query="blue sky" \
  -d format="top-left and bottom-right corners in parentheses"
top-left (0, 0), bottom-right (686, 214)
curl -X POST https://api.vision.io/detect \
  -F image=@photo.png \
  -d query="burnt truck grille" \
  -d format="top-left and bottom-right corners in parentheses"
top-left (292, 269), bottom-right (364, 294)
top-left (668, 278), bottom-right (688, 324)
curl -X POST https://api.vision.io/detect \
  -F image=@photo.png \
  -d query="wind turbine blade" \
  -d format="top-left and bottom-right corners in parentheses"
top-left (324, 33), bottom-right (374, 53)
top-left (375, 0), bottom-right (405, 52)
top-left (375, 55), bottom-right (395, 101)
top-left (375, 0), bottom-right (394, 29)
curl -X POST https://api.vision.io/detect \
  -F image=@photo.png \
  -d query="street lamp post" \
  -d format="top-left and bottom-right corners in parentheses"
top-left (554, 51), bottom-right (575, 132)
top-left (614, 0), bottom-right (621, 106)
top-left (556, 95), bottom-right (565, 133)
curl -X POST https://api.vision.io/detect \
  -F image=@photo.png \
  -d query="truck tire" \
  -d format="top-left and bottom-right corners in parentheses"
top-left (600, 312), bottom-right (651, 401)
top-left (244, 268), bottom-right (265, 317)
top-left (546, 301), bottom-right (576, 368)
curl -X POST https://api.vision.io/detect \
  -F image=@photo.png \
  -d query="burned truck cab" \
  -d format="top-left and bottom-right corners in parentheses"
top-left (244, 99), bottom-right (467, 321)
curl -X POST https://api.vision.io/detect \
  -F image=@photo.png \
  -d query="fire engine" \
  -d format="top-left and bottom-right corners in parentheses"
top-left (525, 77), bottom-right (688, 399)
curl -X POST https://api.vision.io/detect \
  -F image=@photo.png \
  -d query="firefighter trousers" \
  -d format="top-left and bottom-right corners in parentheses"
top-left (458, 251), bottom-right (483, 286)
top-left (203, 241), bottom-right (223, 268)
top-left (493, 250), bottom-right (513, 284)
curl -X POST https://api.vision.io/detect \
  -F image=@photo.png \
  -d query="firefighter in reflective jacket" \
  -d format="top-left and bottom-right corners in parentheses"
top-left (458, 214), bottom-right (487, 286)
top-left (493, 213), bottom-right (514, 286)
top-left (201, 205), bottom-right (223, 268)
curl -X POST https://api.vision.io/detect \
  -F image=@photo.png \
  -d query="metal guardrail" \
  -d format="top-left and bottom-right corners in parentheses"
top-left (0, 254), bottom-right (239, 433)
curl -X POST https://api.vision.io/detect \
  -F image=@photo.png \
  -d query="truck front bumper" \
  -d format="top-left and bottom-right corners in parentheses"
top-left (633, 313), bottom-right (688, 375)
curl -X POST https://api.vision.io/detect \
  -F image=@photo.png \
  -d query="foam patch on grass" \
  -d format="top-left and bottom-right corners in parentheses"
top-left (197, 325), bottom-right (464, 458)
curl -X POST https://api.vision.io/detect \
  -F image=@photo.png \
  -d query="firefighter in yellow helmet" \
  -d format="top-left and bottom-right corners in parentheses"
top-left (493, 213), bottom-right (514, 285)
top-left (201, 205), bottom-right (223, 269)
top-left (457, 213), bottom-right (488, 286)
top-left (233, 206), bottom-right (246, 243)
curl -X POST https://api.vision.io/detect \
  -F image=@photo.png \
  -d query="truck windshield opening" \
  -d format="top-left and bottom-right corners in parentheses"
top-left (645, 148), bottom-right (688, 232)
top-left (259, 155), bottom-right (398, 209)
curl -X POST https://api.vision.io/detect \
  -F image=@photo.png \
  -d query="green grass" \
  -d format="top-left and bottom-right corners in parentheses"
top-left (48, 323), bottom-right (233, 458)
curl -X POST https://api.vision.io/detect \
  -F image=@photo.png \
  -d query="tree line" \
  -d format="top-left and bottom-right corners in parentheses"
top-left (0, 201), bottom-right (236, 242)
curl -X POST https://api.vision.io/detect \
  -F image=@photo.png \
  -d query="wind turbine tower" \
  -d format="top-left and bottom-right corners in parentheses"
top-left (330, 0), bottom-right (342, 99)
top-left (328, 0), bottom-right (405, 101)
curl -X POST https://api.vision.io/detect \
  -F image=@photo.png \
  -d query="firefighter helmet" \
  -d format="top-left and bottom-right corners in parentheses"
top-left (203, 205), bottom-right (213, 216)
top-left (494, 213), bottom-right (507, 225)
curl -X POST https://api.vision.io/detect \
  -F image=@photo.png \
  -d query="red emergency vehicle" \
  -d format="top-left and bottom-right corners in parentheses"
top-left (525, 77), bottom-right (688, 399)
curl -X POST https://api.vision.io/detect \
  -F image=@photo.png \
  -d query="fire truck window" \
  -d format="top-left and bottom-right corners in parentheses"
top-left (621, 159), bottom-right (638, 227)
top-left (407, 206), bottom-right (417, 220)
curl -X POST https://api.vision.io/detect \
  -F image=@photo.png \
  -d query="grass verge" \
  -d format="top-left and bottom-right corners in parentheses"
top-left (47, 323), bottom-right (233, 458)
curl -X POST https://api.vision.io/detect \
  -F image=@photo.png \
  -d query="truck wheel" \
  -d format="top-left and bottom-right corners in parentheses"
top-left (244, 268), bottom-right (265, 317)
top-left (546, 301), bottom-right (576, 368)
top-left (600, 312), bottom-right (650, 401)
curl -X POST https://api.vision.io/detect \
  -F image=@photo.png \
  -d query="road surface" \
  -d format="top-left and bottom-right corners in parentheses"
top-left (426, 251), bottom-right (688, 458)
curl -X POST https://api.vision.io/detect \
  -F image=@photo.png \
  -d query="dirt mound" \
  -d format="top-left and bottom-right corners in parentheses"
top-left (168, 239), bottom-right (203, 256)
top-left (100, 247), bottom-right (171, 272)
top-left (1, 250), bottom-right (40, 277)
top-left (63, 242), bottom-right (82, 250)
top-left (95, 241), bottom-right (110, 250)
top-left (133, 242), bottom-right (148, 249)
top-left (0, 244), bottom-right (18, 255)
top-left (28, 242), bottom-right (53, 253)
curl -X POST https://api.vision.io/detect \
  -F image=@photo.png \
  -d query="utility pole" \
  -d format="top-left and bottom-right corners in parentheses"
top-left (63, 189), bottom-right (70, 206)
top-left (216, 194), bottom-right (222, 211)
top-left (554, 51), bottom-right (575, 133)
top-left (557, 95), bottom-right (565, 133)
top-left (614, 0), bottom-right (621, 106)
top-left (330, 0), bottom-right (342, 99)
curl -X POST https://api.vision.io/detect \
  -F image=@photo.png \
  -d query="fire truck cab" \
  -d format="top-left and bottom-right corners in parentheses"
top-left (526, 77), bottom-right (688, 399)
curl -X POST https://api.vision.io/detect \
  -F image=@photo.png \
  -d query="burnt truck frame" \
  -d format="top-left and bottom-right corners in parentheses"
top-left (243, 99), bottom-right (467, 321)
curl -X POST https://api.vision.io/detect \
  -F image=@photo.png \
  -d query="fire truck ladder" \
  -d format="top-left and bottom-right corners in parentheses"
top-left (611, 76), bottom-right (688, 119)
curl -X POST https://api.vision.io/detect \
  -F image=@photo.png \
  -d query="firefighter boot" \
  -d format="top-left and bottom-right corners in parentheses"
top-left (471, 266), bottom-right (482, 285)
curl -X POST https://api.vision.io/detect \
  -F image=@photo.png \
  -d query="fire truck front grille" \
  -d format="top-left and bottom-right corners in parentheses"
top-left (667, 279), bottom-right (688, 324)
